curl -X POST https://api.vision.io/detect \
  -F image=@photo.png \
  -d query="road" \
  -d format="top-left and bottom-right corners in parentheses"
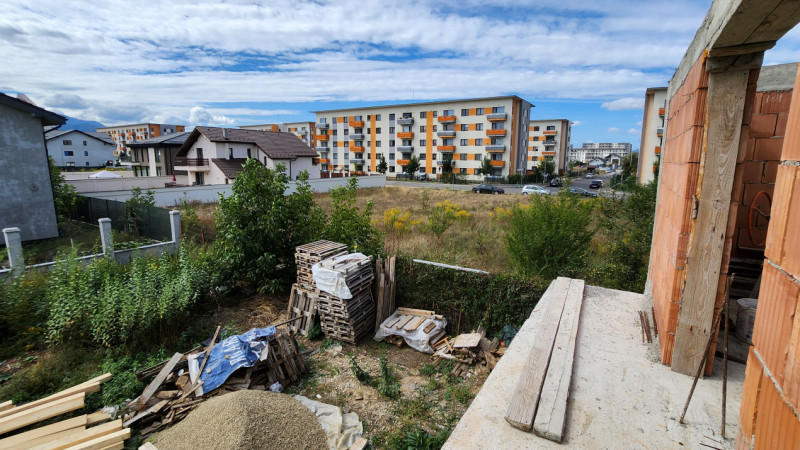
top-left (387, 171), bottom-right (619, 196)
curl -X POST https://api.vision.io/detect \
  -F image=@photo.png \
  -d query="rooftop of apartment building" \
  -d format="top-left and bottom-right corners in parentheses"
top-left (96, 122), bottom-right (184, 130)
top-left (311, 95), bottom-right (533, 113)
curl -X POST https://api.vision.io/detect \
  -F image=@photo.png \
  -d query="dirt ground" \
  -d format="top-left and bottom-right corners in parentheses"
top-left (212, 292), bottom-right (491, 447)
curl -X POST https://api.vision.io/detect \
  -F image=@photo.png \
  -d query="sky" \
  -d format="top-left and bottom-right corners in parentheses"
top-left (1, 0), bottom-right (799, 149)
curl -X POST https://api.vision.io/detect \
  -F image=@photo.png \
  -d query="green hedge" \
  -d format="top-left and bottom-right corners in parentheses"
top-left (394, 256), bottom-right (548, 336)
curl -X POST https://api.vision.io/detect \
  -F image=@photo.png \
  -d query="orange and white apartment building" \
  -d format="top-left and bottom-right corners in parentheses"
top-left (312, 96), bottom-right (533, 179)
top-left (637, 87), bottom-right (668, 185)
top-left (527, 119), bottom-right (572, 173)
top-left (96, 123), bottom-right (186, 176)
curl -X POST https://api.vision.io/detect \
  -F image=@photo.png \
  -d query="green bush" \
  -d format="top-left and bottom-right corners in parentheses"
top-left (0, 271), bottom-right (49, 357)
top-left (505, 193), bottom-right (595, 280)
top-left (506, 174), bottom-right (521, 185)
top-left (100, 349), bottom-right (169, 406)
top-left (324, 177), bottom-right (383, 256)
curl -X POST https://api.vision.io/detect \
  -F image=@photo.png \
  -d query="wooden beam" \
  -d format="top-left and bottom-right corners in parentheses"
top-left (504, 277), bottom-right (571, 431)
top-left (0, 374), bottom-right (110, 420)
top-left (61, 428), bottom-right (129, 450)
top-left (133, 352), bottom-right (182, 409)
top-left (708, 40), bottom-right (776, 57)
top-left (34, 419), bottom-right (122, 450)
top-left (18, 427), bottom-right (88, 449)
top-left (0, 402), bottom-right (11, 413)
top-left (671, 68), bottom-right (750, 376)
top-left (0, 392), bottom-right (85, 436)
top-left (533, 279), bottom-right (586, 442)
top-left (706, 52), bottom-right (764, 73)
top-left (0, 414), bottom-right (86, 448)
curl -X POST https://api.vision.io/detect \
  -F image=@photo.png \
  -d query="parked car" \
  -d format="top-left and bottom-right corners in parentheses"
top-left (585, 173), bottom-right (594, 178)
top-left (521, 185), bottom-right (550, 195)
top-left (568, 187), bottom-right (599, 198)
top-left (589, 180), bottom-right (603, 189)
top-left (549, 178), bottom-right (563, 187)
top-left (472, 184), bottom-right (504, 194)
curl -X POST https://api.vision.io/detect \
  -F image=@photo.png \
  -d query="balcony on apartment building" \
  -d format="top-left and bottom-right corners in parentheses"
top-left (658, 107), bottom-right (666, 117)
top-left (543, 130), bottom-right (557, 135)
top-left (437, 115), bottom-right (456, 124)
top-left (486, 129), bottom-right (507, 136)
top-left (655, 146), bottom-right (662, 154)
top-left (351, 158), bottom-right (365, 164)
top-left (656, 128), bottom-right (664, 137)
top-left (397, 117), bottom-right (414, 125)
top-left (437, 130), bottom-right (456, 138)
top-left (486, 145), bottom-right (506, 152)
top-left (174, 158), bottom-right (211, 171)
top-left (348, 119), bottom-right (365, 127)
top-left (543, 140), bottom-right (557, 147)
top-left (351, 146), bottom-right (365, 153)
top-left (489, 160), bottom-right (505, 167)
top-left (397, 145), bottom-right (414, 152)
top-left (397, 131), bottom-right (414, 139)
top-left (315, 134), bottom-right (330, 141)
top-left (316, 122), bottom-right (329, 129)
top-left (438, 145), bottom-right (455, 152)
top-left (118, 154), bottom-right (141, 166)
top-left (437, 159), bottom-right (456, 166)
top-left (542, 151), bottom-right (556, 156)
top-left (486, 113), bottom-right (507, 121)
top-left (349, 133), bottom-right (365, 140)
top-left (319, 158), bottom-right (331, 164)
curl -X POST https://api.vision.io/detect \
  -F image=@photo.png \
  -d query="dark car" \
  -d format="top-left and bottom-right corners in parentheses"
top-left (549, 178), bottom-right (563, 187)
top-left (568, 187), bottom-right (599, 198)
top-left (472, 184), bottom-right (504, 194)
top-left (589, 180), bottom-right (603, 189)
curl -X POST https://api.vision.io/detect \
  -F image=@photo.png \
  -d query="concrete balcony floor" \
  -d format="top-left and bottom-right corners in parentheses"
top-left (445, 283), bottom-right (744, 449)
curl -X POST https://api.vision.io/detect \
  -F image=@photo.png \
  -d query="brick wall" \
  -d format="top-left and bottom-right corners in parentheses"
top-left (650, 55), bottom-right (708, 365)
top-left (737, 63), bottom-right (800, 449)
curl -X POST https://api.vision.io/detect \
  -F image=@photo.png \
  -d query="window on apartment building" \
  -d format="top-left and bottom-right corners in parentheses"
top-left (389, 153), bottom-right (395, 160)
top-left (419, 167), bottom-right (425, 173)
top-left (443, 109), bottom-right (454, 116)
top-left (332, 130), bottom-right (338, 135)
top-left (476, 108), bottom-right (484, 115)
top-left (366, 128), bottom-right (370, 134)
top-left (344, 141), bottom-right (349, 147)
top-left (354, 115), bottom-right (362, 120)
top-left (492, 106), bottom-right (505, 113)
top-left (491, 138), bottom-right (503, 145)
top-left (432, 139), bottom-right (437, 146)
top-left (432, 153), bottom-right (437, 161)
top-left (376, 141), bottom-right (381, 147)
top-left (432, 111), bottom-right (437, 117)
top-left (419, 154), bottom-right (426, 160)
top-left (432, 125), bottom-right (437, 132)
top-left (460, 168), bottom-right (467, 174)
top-left (474, 153), bottom-right (481, 160)
top-left (85, 161), bottom-right (89, 166)
top-left (155, 149), bottom-right (161, 162)
top-left (491, 153), bottom-right (502, 161)
top-left (66, 162), bottom-right (75, 167)
top-left (460, 139), bottom-right (468, 146)
top-left (64, 151), bottom-right (74, 156)
top-left (63, 140), bottom-right (72, 145)
top-left (83, 151), bottom-right (88, 156)
top-left (476, 123), bottom-right (483, 131)
top-left (83, 140), bottom-right (87, 146)
top-left (389, 140), bottom-right (395, 147)
top-left (460, 153), bottom-right (467, 160)
top-left (547, 125), bottom-right (556, 130)
top-left (367, 141), bottom-right (371, 147)
top-left (247, 148), bottom-right (252, 158)
top-left (491, 122), bottom-right (504, 130)
top-left (389, 114), bottom-right (395, 120)
top-left (375, 128), bottom-right (381, 134)
top-left (345, 153), bottom-right (350, 159)
top-left (420, 112), bottom-right (427, 118)
top-left (475, 138), bottom-right (483, 146)
top-left (419, 140), bottom-right (426, 146)
top-left (344, 129), bottom-right (349, 136)
top-left (389, 166), bottom-right (395, 173)
top-left (461, 109), bottom-right (469, 116)
top-left (376, 114), bottom-right (382, 120)
top-left (420, 125), bottom-right (426, 132)
top-left (460, 124), bottom-right (468, 131)
top-left (320, 118), bottom-right (327, 123)
top-left (366, 115), bottom-right (370, 120)
top-left (443, 139), bottom-right (454, 146)
top-left (402, 112), bottom-right (412, 118)
top-left (389, 127), bottom-right (395, 134)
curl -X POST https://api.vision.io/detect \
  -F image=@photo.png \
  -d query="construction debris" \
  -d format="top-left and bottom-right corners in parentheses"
top-left (374, 307), bottom-right (447, 353)
top-left (0, 373), bottom-right (127, 449)
top-left (124, 326), bottom-right (306, 439)
top-left (288, 240), bottom-right (348, 337)
top-left (153, 390), bottom-right (327, 450)
top-left (294, 395), bottom-right (364, 449)
top-left (430, 326), bottom-right (503, 376)
top-left (374, 255), bottom-right (397, 329)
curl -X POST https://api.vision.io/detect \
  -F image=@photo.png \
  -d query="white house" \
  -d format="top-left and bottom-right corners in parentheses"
top-left (45, 129), bottom-right (116, 168)
top-left (175, 127), bottom-right (320, 185)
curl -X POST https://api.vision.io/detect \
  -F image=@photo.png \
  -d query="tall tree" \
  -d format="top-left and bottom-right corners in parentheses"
top-left (404, 155), bottom-right (421, 175)
top-left (377, 154), bottom-right (388, 174)
top-left (480, 157), bottom-right (493, 176)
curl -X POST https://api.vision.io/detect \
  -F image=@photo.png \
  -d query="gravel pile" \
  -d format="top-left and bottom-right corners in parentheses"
top-left (154, 390), bottom-right (327, 450)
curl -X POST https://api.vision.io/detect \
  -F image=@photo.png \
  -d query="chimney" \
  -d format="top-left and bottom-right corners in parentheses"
top-left (223, 128), bottom-right (229, 140)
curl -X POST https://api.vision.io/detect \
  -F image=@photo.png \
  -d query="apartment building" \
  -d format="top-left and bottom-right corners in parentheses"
top-left (312, 96), bottom-right (532, 179)
top-left (45, 129), bottom-right (116, 168)
top-left (569, 142), bottom-right (632, 167)
top-left (528, 119), bottom-right (571, 173)
top-left (240, 122), bottom-right (318, 150)
top-left (96, 123), bottom-right (186, 176)
top-left (125, 131), bottom-right (192, 177)
top-left (637, 87), bottom-right (668, 184)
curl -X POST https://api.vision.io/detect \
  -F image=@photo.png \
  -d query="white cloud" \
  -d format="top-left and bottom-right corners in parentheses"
top-left (637, 121), bottom-right (643, 126)
top-left (608, 127), bottom-right (621, 132)
top-left (601, 97), bottom-right (644, 110)
top-left (627, 128), bottom-right (640, 134)
top-left (188, 107), bottom-right (235, 126)
top-left (571, 120), bottom-right (583, 126)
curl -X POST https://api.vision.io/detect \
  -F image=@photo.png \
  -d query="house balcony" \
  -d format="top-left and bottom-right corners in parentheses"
top-left (174, 157), bottom-right (211, 172)
top-left (438, 145), bottom-right (455, 152)
top-left (397, 131), bottom-right (414, 139)
top-left (315, 134), bottom-right (330, 141)
top-left (486, 129), bottom-right (507, 136)
top-left (543, 130), bottom-right (557, 135)
top-left (349, 133), bottom-right (364, 140)
top-left (351, 146), bottom-right (365, 153)
top-left (487, 113), bottom-right (507, 121)
top-left (489, 160), bottom-right (505, 167)
top-left (397, 117), bottom-right (414, 125)
top-left (316, 122), bottom-right (329, 129)
top-left (118, 155), bottom-right (141, 166)
top-left (658, 107), bottom-right (666, 116)
top-left (397, 146), bottom-right (414, 152)
top-left (351, 158), bottom-right (365, 164)
top-left (655, 146), bottom-right (662, 154)
top-left (349, 119), bottom-right (365, 127)
top-left (657, 128), bottom-right (664, 137)
top-left (397, 159), bottom-right (411, 165)
top-left (437, 130), bottom-right (456, 138)
top-left (437, 115), bottom-right (456, 124)
top-left (486, 145), bottom-right (506, 152)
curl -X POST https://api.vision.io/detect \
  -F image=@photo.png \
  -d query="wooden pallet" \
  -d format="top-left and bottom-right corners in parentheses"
top-left (295, 240), bottom-right (348, 288)
top-left (318, 288), bottom-right (376, 344)
top-left (286, 284), bottom-right (318, 336)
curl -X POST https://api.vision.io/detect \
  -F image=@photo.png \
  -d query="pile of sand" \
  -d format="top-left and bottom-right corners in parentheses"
top-left (154, 390), bottom-right (327, 450)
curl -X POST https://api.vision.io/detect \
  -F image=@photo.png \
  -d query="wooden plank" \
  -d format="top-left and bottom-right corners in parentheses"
top-left (394, 315), bottom-right (413, 330)
top-left (0, 392), bottom-right (85, 436)
top-left (0, 402), bottom-right (11, 413)
top-left (452, 333), bottom-right (483, 349)
top-left (533, 279), bottom-right (586, 442)
top-left (30, 419), bottom-right (122, 450)
top-left (672, 69), bottom-right (749, 376)
top-left (98, 444), bottom-right (123, 450)
top-left (349, 437), bottom-right (368, 450)
top-left (0, 374), bottom-right (110, 421)
top-left (133, 352), bottom-right (182, 410)
top-left (403, 316), bottom-right (427, 332)
top-left (0, 414), bottom-right (86, 448)
top-left (423, 322), bottom-right (436, 334)
top-left (504, 277), bottom-right (571, 431)
top-left (397, 307), bottom-right (435, 316)
top-left (123, 400), bottom-right (168, 428)
top-left (61, 428), bottom-right (130, 450)
top-left (19, 427), bottom-right (88, 449)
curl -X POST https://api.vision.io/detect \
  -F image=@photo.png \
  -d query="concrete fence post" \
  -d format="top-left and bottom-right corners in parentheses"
top-left (169, 210), bottom-right (181, 252)
top-left (98, 218), bottom-right (114, 257)
top-left (3, 227), bottom-right (24, 275)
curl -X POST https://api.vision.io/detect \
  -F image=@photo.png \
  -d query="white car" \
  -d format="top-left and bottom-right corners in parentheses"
top-left (522, 185), bottom-right (550, 195)
top-left (585, 173), bottom-right (594, 178)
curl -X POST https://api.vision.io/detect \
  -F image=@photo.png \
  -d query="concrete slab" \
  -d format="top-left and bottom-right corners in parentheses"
top-left (445, 283), bottom-right (744, 449)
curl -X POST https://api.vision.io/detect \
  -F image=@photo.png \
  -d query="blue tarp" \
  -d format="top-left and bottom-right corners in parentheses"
top-left (196, 327), bottom-right (276, 394)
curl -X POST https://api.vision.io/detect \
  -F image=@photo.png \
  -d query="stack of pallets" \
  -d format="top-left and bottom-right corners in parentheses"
top-left (314, 252), bottom-right (375, 344)
top-left (288, 241), bottom-right (348, 336)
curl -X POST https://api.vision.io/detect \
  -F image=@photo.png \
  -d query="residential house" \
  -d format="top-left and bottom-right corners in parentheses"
top-left (175, 127), bottom-right (320, 185)
top-left (0, 93), bottom-right (66, 241)
top-left (45, 129), bottom-right (116, 169)
top-left (125, 131), bottom-right (192, 178)
top-left (96, 122), bottom-right (186, 176)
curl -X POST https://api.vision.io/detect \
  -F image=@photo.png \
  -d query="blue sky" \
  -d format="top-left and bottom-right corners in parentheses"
top-left (1, 0), bottom-right (799, 149)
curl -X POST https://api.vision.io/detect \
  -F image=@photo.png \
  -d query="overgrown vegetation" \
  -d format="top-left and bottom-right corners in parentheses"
top-left (48, 156), bottom-right (79, 224)
top-left (349, 354), bottom-right (401, 400)
top-left (125, 187), bottom-right (156, 236)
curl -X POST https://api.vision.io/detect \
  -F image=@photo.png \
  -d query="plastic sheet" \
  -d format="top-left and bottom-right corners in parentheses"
top-left (294, 395), bottom-right (363, 450)
top-left (311, 253), bottom-right (369, 299)
top-left (373, 312), bottom-right (447, 354)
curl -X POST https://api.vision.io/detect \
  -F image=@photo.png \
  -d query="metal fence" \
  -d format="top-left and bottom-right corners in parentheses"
top-left (74, 196), bottom-right (172, 241)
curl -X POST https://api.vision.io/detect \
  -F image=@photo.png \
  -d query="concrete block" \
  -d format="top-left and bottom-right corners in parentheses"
top-left (754, 137), bottom-right (784, 161)
top-left (169, 210), bottom-right (181, 249)
top-left (98, 218), bottom-right (114, 256)
top-left (2, 227), bottom-right (24, 274)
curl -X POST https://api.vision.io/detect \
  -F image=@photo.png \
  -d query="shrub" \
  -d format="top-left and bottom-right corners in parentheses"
top-left (325, 177), bottom-right (383, 255)
top-left (505, 193), bottom-right (595, 280)
top-left (426, 200), bottom-right (470, 238)
top-left (48, 156), bottom-right (79, 223)
top-left (383, 208), bottom-right (420, 234)
top-left (506, 173), bottom-right (522, 185)
top-left (125, 187), bottom-right (156, 236)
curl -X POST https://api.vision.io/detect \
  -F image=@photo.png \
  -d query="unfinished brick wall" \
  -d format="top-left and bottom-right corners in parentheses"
top-left (649, 55), bottom-right (708, 365)
top-left (737, 64), bottom-right (800, 449)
